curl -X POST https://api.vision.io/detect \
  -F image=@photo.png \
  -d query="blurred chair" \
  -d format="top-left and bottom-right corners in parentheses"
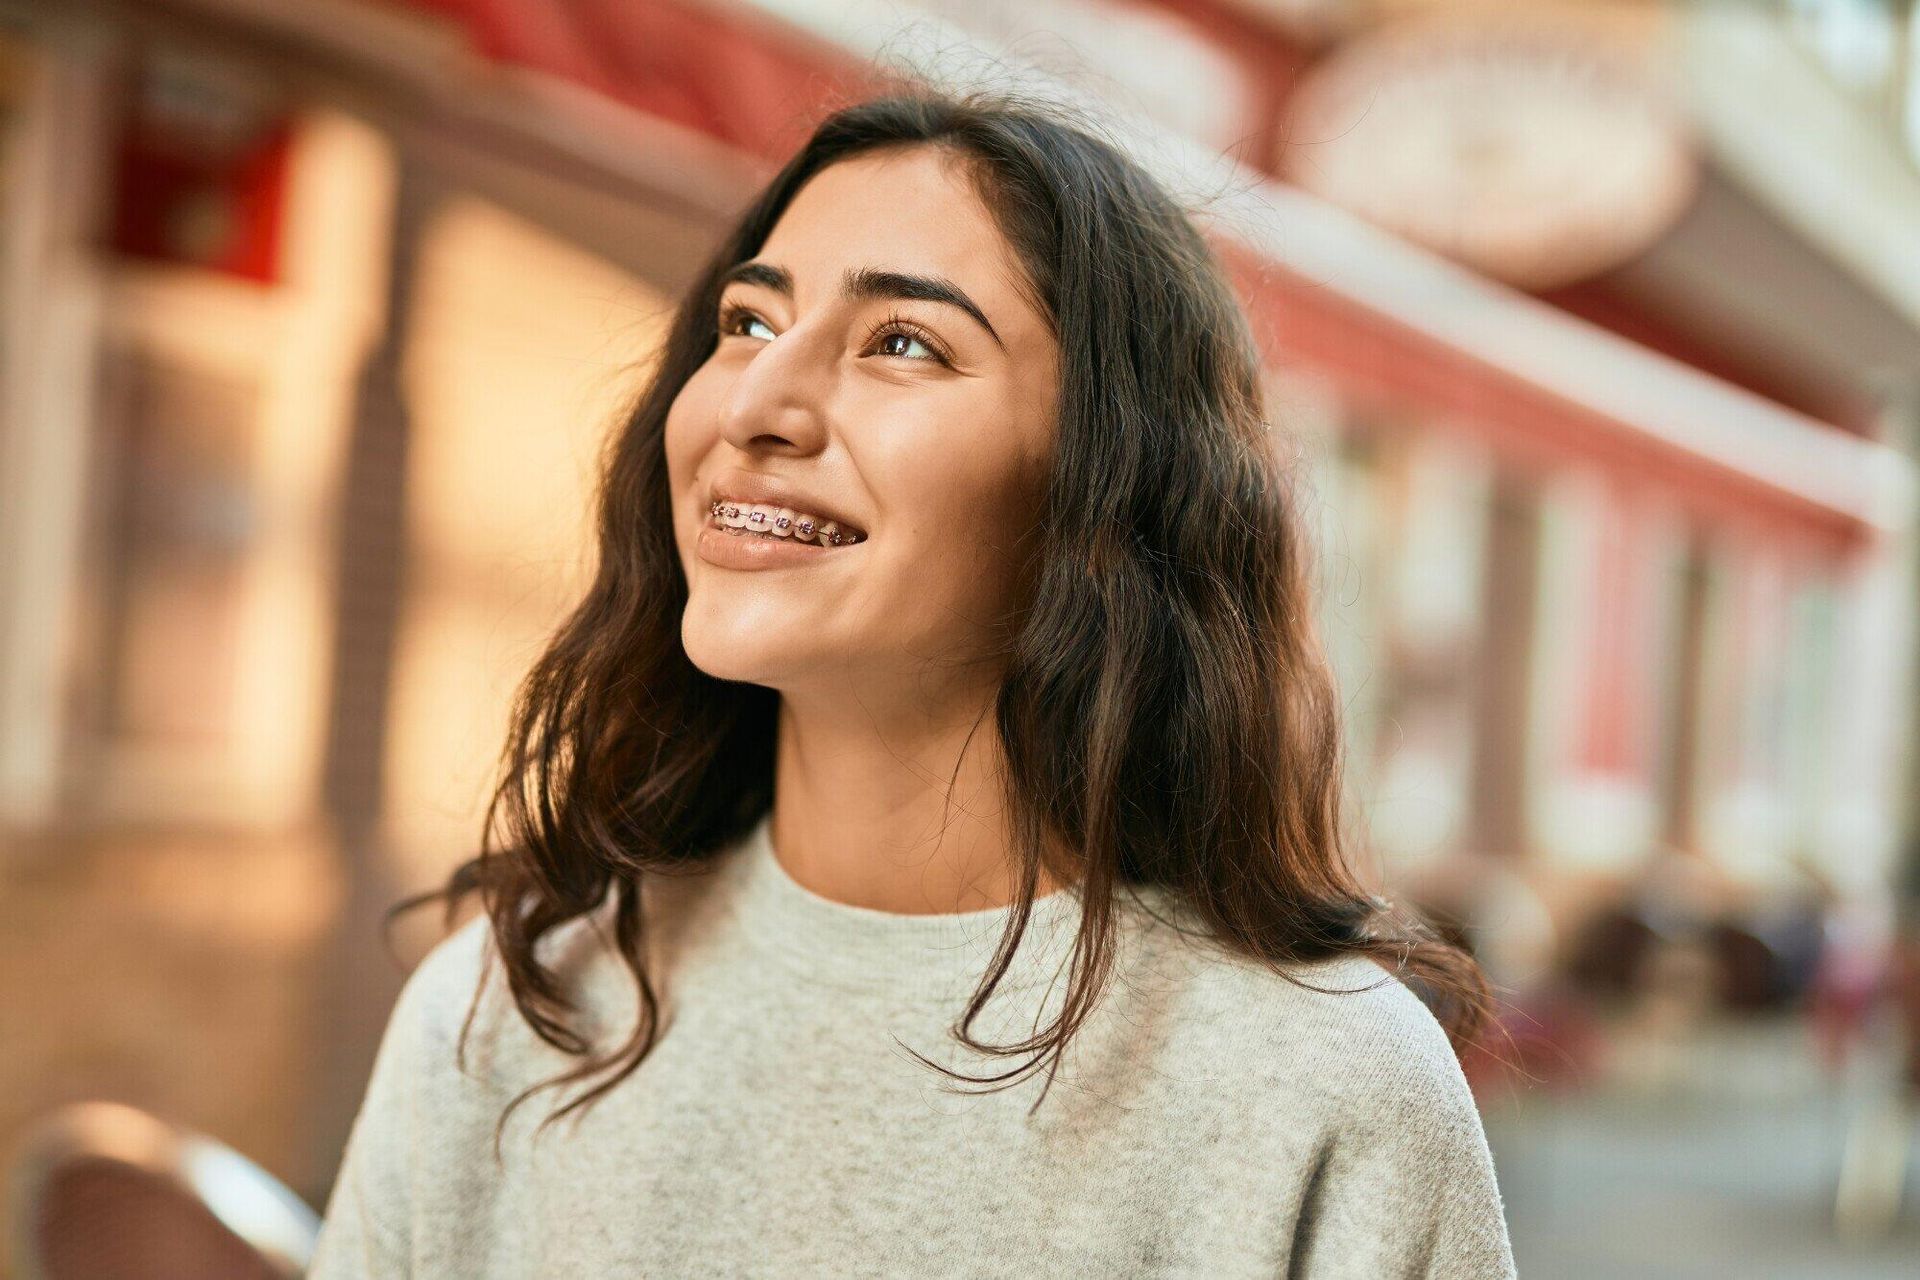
top-left (1405, 849), bottom-right (1607, 1097)
top-left (1709, 899), bottom-right (1827, 1013)
top-left (4, 1100), bottom-right (319, 1280)
top-left (1562, 899), bottom-right (1663, 999)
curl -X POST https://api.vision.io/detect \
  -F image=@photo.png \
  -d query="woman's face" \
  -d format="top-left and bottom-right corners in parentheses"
top-left (665, 146), bottom-right (1059, 706)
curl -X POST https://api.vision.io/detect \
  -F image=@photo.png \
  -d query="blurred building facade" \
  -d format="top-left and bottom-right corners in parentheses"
top-left (1, 0), bottom-right (1918, 1213)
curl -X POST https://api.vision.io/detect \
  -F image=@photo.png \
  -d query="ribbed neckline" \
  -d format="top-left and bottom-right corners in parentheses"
top-left (717, 810), bottom-right (1090, 1000)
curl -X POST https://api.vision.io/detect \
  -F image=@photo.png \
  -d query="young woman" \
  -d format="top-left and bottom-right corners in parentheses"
top-left (309, 88), bottom-right (1517, 1279)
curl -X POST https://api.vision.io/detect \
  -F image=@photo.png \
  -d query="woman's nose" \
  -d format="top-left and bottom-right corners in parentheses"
top-left (715, 319), bottom-right (833, 454)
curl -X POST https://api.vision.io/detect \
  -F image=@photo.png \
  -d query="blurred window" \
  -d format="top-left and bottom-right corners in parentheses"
top-left (87, 343), bottom-right (258, 749)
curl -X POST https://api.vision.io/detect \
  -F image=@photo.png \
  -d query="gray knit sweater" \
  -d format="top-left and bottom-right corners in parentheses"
top-left (308, 813), bottom-right (1517, 1277)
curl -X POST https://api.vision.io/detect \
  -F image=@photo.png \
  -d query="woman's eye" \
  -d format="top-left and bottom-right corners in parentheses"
top-left (867, 320), bottom-right (950, 366)
top-left (876, 329), bottom-right (936, 361)
top-left (723, 308), bottom-right (775, 341)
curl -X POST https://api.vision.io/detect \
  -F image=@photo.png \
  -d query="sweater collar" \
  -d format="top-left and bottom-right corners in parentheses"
top-left (719, 810), bottom-right (1089, 999)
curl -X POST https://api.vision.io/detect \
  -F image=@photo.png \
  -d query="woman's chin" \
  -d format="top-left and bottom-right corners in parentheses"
top-left (681, 617), bottom-right (804, 686)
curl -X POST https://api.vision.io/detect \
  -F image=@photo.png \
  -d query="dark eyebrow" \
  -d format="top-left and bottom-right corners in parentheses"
top-left (718, 260), bottom-right (1004, 350)
top-left (720, 260), bottom-right (793, 296)
top-left (844, 266), bottom-right (1004, 350)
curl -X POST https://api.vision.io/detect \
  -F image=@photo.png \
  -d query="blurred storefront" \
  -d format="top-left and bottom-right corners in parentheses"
top-left (1, 0), bottom-right (1918, 1220)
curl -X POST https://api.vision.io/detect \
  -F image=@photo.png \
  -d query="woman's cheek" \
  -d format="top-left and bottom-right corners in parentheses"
top-left (665, 366), bottom-right (723, 455)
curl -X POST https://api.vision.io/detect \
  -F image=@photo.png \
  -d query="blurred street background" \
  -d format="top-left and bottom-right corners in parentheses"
top-left (1, 0), bottom-right (1919, 1275)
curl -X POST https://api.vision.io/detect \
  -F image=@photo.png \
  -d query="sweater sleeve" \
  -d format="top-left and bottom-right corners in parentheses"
top-left (306, 916), bottom-right (493, 1279)
top-left (306, 962), bottom-right (427, 1279)
top-left (1285, 1006), bottom-right (1517, 1279)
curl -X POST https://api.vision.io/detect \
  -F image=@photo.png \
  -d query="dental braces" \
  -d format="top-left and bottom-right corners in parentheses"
top-left (708, 499), bottom-right (862, 546)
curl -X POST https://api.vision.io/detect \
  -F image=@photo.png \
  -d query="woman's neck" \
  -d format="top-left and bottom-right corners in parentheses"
top-left (766, 685), bottom-right (1067, 915)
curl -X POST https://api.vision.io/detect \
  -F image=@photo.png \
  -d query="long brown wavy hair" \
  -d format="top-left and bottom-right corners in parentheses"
top-left (391, 85), bottom-right (1496, 1155)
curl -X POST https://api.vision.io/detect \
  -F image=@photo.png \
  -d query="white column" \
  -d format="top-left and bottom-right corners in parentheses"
top-left (0, 30), bottom-right (116, 829)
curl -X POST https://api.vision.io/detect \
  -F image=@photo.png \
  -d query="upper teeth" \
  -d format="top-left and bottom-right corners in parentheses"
top-left (709, 499), bottom-right (863, 545)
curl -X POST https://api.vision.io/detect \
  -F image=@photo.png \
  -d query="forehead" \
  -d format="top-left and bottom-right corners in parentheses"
top-left (759, 147), bottom-right (1044, 331)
